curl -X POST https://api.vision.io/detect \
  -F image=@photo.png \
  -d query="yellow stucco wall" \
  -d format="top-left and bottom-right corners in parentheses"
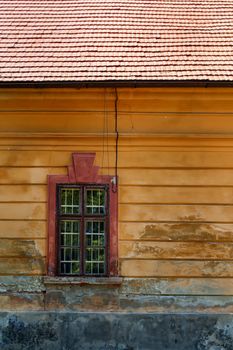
top-left (1, 87), bottom-right (233, 296)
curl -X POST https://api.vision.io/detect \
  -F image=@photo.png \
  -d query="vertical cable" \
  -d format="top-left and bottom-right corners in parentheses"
top-left (102, 88), bottom-right (110, 175)
top-left (106, 89), bottom-right (110, 175)
top-left (112, 87), bottom-right (119, 193)
top-left (101, 88), bottom-right (106, 172)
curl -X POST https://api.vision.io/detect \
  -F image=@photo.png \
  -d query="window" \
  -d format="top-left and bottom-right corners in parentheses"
top-left (47, 153), bottom-right (118, 277)
top-left (58, 185), bottom-right (108, 276)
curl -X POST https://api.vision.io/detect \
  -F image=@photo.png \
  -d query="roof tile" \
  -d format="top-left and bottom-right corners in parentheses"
top-left (0, 0), bottom-right (233, 82)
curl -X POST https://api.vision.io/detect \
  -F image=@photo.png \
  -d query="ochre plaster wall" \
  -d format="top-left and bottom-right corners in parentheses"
top-left (1, 86), bottom-right (233, 312)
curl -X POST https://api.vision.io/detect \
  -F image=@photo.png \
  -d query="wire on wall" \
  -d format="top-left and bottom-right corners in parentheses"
top-left (112, 87), bottom-right (119, 193)
top-left (101, 88), bottom-right (110, 176)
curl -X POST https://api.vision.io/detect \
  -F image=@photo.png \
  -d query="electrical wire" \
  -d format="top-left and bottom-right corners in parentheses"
top-left (112, 87), bottom-right (119, 193)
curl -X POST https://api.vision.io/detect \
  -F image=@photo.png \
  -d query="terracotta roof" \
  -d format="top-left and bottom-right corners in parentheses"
top-left (0, 0), bottom-right (233, 82)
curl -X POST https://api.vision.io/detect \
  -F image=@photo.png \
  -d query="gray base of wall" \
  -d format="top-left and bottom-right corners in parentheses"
top-left (0, 312), bottom-right (233, 350)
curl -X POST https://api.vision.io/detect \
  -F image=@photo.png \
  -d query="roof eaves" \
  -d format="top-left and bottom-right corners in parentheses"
top-left (1, 79), bottom-right (233, 89)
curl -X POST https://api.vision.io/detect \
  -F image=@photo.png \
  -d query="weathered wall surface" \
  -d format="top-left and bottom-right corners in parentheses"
top-left (1, 87), bottom-right (233, 314)
top-left (1, 312), bottom-right (233, 350)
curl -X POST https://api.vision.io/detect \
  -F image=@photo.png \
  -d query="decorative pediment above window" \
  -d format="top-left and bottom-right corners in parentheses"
top-left (68, 153), bottom-right (101, 183)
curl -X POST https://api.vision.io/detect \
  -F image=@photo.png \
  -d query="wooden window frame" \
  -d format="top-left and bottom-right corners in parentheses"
top-left (47, 153), bottom-right (118, 277)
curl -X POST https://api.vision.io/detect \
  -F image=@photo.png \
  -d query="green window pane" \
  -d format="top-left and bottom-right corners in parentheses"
top-left (85, 248), bottom-right (106, 275)
top-left (60, 220), bottom-right (80, 275)
top-left (85, 221), bottom-right (105, 247)
top-left (60, 221), bottom-right (80, 247)
top-left (61, 188), bottom-right (80, 214)
top-left (60, 262), bottom-right (80, 274)
top-left (73, 235), bottom-right (79, 246)
top-left (99, 264), bottom-right (105, 274)
top-left (72, 249), bottom-right (79, 261)
top-left (86, 189), bottom-right (105, 214)
top-left (60, 263), bottom-right (71, 274)
top-left (72, 262), bottom-right (80, 274)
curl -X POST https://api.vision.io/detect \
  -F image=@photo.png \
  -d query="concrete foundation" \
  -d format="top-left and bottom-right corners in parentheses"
top-left (0, 312), bottom-right (233, 350)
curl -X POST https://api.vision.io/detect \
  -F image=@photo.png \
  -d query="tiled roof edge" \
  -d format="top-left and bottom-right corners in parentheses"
top-left (1, 80), bottom-right (233, 88)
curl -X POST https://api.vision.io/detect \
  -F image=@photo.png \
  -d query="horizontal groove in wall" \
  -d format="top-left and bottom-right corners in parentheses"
top-left (118, 202), bottom-right (233, 206)
top-left (0, 256), bottom-right (46, 259)
top-left (0, 201), bottom-right (46, 204)
top-left (2, 110), bottom-right (233, 115)
top-left (0, 219), bottom-right (46, 222)
top-left (1, 201), bottom-right (233, 206)
top-left (120, 258), bottom-right (233, 261)
top-left (119, 239), bottom-right (233, 243)
top-left (0, 256), bottom-right (46, 260)
top-left (3, 165), bottom-right (233, 170)
top-left (0, 238), bottom-right (46, 241)
top-left (0, 237), bottom-right (45, 240)
top-left (0, 110), bottom-right (114, 113)
top-left (119, 275), bottom-right (233, 279)
top-left (4, 147), bottom-right (233, 153)
top-left (1, 184), bottom-right (233, 188)
top-left (120, 184), bottom-right (233, 187)
top-left (0, 166), bottom-right (66, 169)
top-left (1, 202), bottom-right (233, 206)
top-left (120, 220), bottom-right (233, 224)
top-left (2, 147), bottom-right (233, 151)
top-left (2, 184), bottom-right (233, 188)
top-left (0, 274), bottom-right (43, 276)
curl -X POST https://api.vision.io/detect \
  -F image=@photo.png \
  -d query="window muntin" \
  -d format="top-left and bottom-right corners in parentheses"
top-left (57, 184), bottom-right (108, 276)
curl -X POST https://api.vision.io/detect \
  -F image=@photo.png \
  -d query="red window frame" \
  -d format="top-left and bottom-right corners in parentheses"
top-left (47, 153), bottom-right (118, 277)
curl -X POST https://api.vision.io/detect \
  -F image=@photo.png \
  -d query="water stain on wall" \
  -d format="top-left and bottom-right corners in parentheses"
top-left (141, 221), bottom-right (233, 241)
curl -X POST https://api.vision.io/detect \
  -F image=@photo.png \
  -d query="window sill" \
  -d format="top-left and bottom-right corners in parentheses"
top-left (43, 276), bottom-right (122, 287)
